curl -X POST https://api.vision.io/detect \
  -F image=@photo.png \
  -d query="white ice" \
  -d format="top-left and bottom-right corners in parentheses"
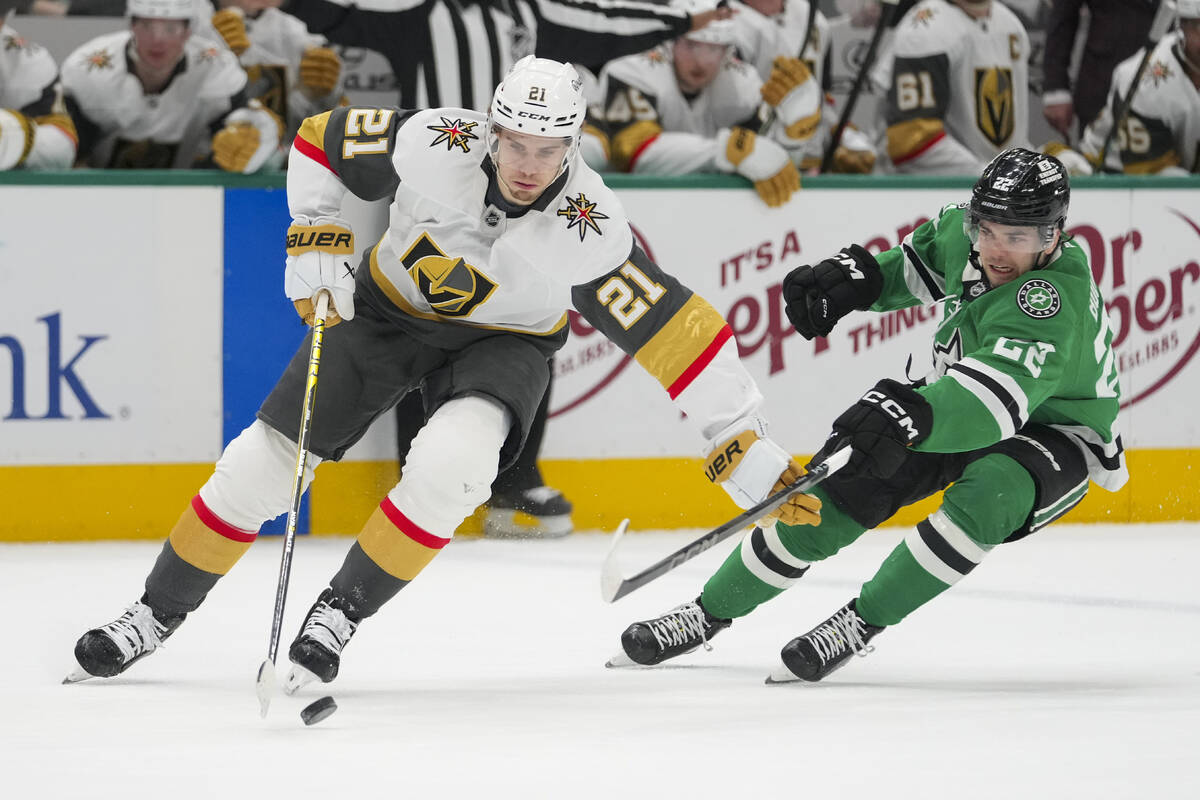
top-left (4, 523), bottom-right (1199, 799)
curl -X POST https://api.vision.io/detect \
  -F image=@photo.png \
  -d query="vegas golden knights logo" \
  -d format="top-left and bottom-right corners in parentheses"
top-left (400, 233), bottom-right (497, 318)
top-left (975, 67), bottom-right (1014, 147)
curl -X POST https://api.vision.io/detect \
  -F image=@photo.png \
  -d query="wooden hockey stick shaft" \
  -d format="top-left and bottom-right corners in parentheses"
top-left (600, 446), bottom-right (851, 603)
top-left (255, 291), bottom-right (330, 718)
top-left (819, 0), bottom-right (900, 174)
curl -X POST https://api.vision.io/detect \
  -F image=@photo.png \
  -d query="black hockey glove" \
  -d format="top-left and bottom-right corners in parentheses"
top-left (827, 378), bottom-right (933, 479)
top-left (782, 243), bottom-right (884, 339)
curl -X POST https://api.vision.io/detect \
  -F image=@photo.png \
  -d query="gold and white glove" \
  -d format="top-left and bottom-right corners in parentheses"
top-left (284, 214), bottom-right (356, 327)
top-left (0, 109), bottom-right (36, 171)
top-left (212, 102), bottom-right (283, 173)
top-left (1042, 141), bottom-right (1093, 176)
top-left (299, 46), bottom-right (341, 97)
top-left (211, 7), bottom-right (251, 56)
top-left (704, 416), bottom-right (821, 527)
top-left (760, 57), bottom-right (820, 143)
top-left (716, 127), bottom-right (800, 208)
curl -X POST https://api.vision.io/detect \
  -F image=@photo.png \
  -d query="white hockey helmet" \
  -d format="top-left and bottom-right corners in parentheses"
top-left (487, 55), bottom-right (585, 177)
top-left (1177, 0), bottom-right (1200, 19)
top-left (127, 0), bottom-right (195, 20)
top-left (673, 0), bottom-right (736, 45)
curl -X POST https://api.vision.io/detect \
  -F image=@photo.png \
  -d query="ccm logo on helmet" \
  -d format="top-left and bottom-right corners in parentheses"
top-left (518, 111), bottom-right (552, 121)
top-left (862, 390), bottom-right (921, 441)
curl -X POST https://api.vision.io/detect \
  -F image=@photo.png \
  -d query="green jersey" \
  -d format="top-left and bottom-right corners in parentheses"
top-left (873, 203), bottom-right (1127, 491)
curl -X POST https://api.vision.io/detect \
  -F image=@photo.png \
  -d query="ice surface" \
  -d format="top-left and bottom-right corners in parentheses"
top-left (4, 523), bottom-right (1198, 798)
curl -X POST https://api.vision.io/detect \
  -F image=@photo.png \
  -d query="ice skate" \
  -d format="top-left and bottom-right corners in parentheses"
top-left (66, 598), bottom-right (186, 683)
top-left (607, 597), bottom-right (731, 667)
top-left (766, 600), bottom-right (884, 684)
top-left (483, 485), bottom-right (573, 539)
top-left (284, 588), bottom-right (360, 694)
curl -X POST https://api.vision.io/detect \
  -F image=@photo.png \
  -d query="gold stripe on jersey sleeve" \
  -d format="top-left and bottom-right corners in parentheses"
top-left (34, 112), bottom-right (78, 143)
top-left (1123, 150), bottom-right (1181, 175)
top-left (583, 121), bottom-right (610, 163)
top-left (611, 119), bottom-right (663, 171)
top-left (886, 118), bottom-right (945, 163)
top-left (368, 241), bottom-right (569, 337)
top-left (296, 111), bottom-right (333, 151)
top-left (634, 293), bottom-right (727, 389)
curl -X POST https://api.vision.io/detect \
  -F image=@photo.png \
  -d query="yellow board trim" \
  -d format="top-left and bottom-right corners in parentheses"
top-left (634, 294), bottom-right (727, 391)
top-left (0, 449), bottom-right (1193, 541)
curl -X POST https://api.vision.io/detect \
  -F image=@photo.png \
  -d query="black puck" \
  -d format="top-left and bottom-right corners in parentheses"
top-left (300, 695), bottom-right (337, 726)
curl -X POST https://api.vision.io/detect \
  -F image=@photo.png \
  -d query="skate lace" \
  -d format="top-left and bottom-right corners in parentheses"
top-left (807, 607), bottom-right (874, 663)
top-left (99, 603), bottom-right (168, 662)
top-left (646, 602), bottom-right (714, 653)
top-left (301, 601), bottom-right (358, 654)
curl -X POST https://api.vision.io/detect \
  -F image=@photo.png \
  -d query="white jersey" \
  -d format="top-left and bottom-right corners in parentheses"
top-left (0, 24), bottom-right (76, 169)
top-left (883, 0), bottom-right (1030, 174)
top-left (194, 3), bottom-right (340, 137)
top-left (1080, 33), bottom-right (1200, 174)
top-left (61, 30), bottom-right (247, 169)
top-left (596, 47), bottom-right (766, 174)
top-left (289, 105), bottom-right (763, 438)
top-left (728, 0), bottom-right (829, 83)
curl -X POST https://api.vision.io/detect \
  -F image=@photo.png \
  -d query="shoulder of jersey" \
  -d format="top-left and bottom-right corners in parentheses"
top-left (1, 28), bottom-right (57, 85)
top-left (185, 34), bottom-right (241, 70)
top-left (893, 0), bottom-right (966, 56)
top-left (722, 57), bottom-right (757, 79)
top-left (400, 107), bottom-right (489, 158)
top-left (61, 31), bottom-right (130, 87)
top-left (606, 49), bottom-right (671, 85)
top-left (549, 165), bottom-right (632, 255)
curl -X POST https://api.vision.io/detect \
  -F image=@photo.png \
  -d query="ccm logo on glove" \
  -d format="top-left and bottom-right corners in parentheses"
top-left (860, 389), bottom-right (922, 442)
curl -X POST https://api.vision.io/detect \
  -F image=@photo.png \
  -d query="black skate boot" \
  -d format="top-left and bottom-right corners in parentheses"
top-left (608, 597), bottom-right (732, 667)
top-left (284, 588), bottom-right (361, 694)
top-left (66, 596), bottom-right (186, 683)
top-left (483, 485), bottom-right (573, 539)
top-left (767, 599), bottom-right (885, 683)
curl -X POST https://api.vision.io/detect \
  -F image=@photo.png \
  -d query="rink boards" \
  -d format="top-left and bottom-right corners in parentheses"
top-left (1, 173), bottom-right (1197, 541)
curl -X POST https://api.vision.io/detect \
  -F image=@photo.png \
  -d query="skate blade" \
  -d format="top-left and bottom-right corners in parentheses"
top-left (483, 510), bottom-right (573, 539)
top-left (764, 661), bottom-right (800, 685)
top-left (283, 664), bottom-right (320, 696)
top-left (604, 649), bottom-right (636, 669)
top-left (62, 664), bottom-right (95, 684)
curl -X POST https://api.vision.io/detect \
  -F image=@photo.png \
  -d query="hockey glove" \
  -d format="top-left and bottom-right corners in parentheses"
top-left (704, 417), bottom-right (822, 527)
top-left (782, 243), bottom-right (884, 339)
top-left (717, 127), bottom-right (800, 208)
top-left (827, 379), bottom-right (933, 479)
top-left (284, 215), bottom-right (357, 327)
top-left (299, 47), bottom-right (341, 97)
top-left (760, 57), bottom-right (820, 143)
top-left (211, 8), bottom-right (251, 56)
top-left (0, 109), bottom-right (36, 170)
top-left (212, 103), bottom-right (283, 173)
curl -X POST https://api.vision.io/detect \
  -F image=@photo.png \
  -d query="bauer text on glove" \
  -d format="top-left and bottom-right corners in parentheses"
top-left (704, 417), bottom-right (821, 526)
top-left (284, 215), bottom-right (356, 327)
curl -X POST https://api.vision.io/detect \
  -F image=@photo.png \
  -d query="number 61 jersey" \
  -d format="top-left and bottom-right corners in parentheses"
top-left (288, 105), bottom-right (761, 438)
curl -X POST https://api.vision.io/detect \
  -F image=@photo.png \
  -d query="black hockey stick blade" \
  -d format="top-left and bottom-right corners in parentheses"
top-left (600, 446), bottom-right (851, 603)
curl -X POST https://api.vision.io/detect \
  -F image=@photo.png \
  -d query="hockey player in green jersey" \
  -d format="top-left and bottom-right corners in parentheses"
top-left (610, 147), bottom-right (1128, 682)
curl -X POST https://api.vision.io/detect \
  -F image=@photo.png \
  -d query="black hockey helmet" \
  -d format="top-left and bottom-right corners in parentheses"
top-left (966, 148), bottom-right (1070, 249)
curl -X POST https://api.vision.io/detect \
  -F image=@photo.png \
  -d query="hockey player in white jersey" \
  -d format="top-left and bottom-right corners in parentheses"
top-left (595, 1), bottom-right (817, 206)
top-left (881, 0), bottom-right (1031, 174)
top-left (0, 20), bottom-right (76, 170)
top-left (199, 0), bottom-right (345, 145)
top-left (65, 56), bottom-right (821, 689)
top-left (1079, 1), bottom-right (1200, 175)
top-left (60, 0), bottom-right (283, 171)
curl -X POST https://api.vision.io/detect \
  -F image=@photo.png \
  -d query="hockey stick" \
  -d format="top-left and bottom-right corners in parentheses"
top-left (600, 445), bottom-right (851, 603)
top-left (255, 291), bottom-right (330, 718)
top-left (818, 0), bottom-right (900, 174)
top-left (1097, 0), bottom-right (1176, 171)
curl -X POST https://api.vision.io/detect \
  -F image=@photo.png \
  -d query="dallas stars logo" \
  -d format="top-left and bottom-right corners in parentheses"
top-left (557, 193), bottom-right (609, 242)
top-left (1017, 279), bottom-right (1061, 319)
top-left (426, 117), bottom-right (479, 153)
top-left (85, 48), bottom-right (113, 71)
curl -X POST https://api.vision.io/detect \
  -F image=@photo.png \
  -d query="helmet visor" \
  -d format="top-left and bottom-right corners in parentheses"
top-left (965, 215), bottom-right (1057, 254)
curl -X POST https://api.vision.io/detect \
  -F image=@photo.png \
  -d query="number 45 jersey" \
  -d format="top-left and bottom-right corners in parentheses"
top-left (287, 105), bottom-right (762, 438)
top-left (872, 203), bottom-right (1127, 491)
